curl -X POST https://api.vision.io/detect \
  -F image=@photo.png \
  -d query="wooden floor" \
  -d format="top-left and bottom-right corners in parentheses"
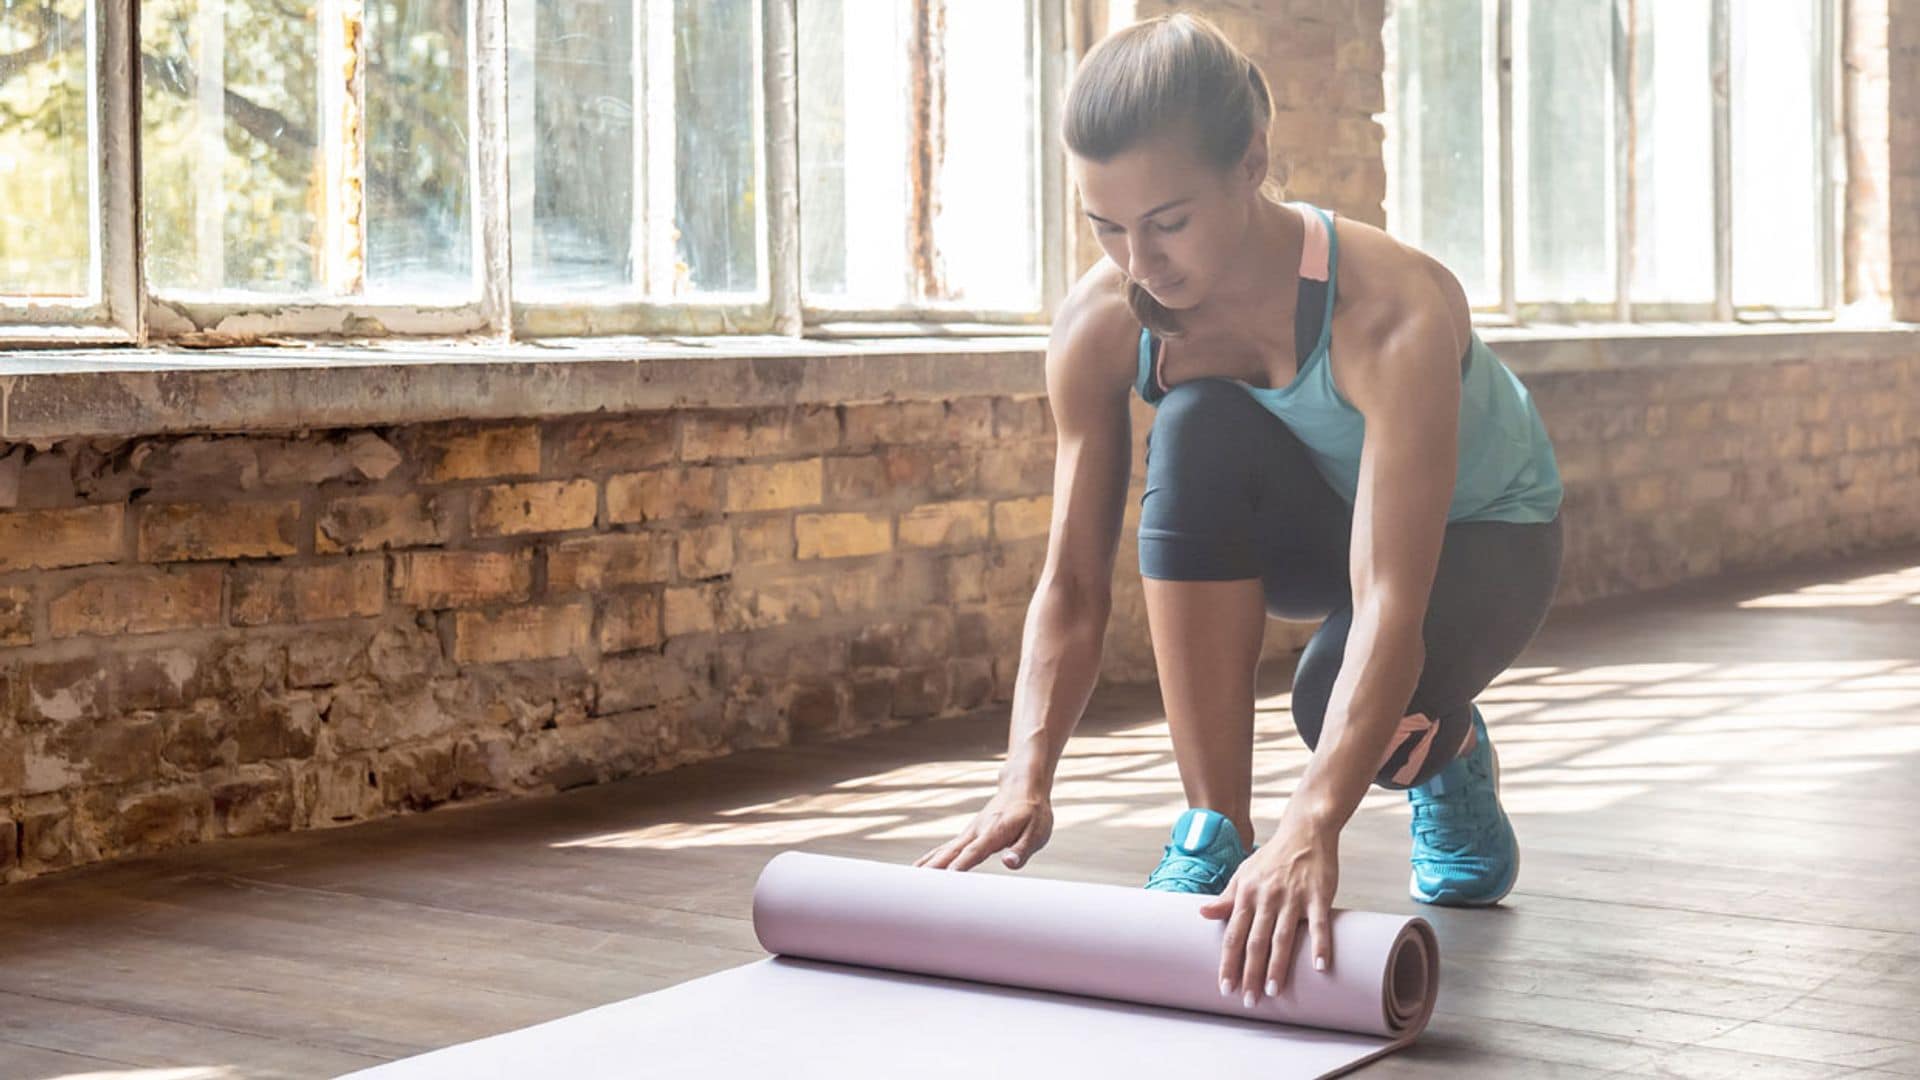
top-left (4, 546), bottom-right (1920, 1079)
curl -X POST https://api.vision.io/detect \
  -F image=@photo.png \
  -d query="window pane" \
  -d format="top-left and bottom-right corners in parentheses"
top-left (799, 0), bottom-right (911, 306)
top-left (366, 0), bottom-right (473, 295)
top-left (1514, 0), bottom-right (1614, 304)
top-left (0, 0), bottom-right (92, 297)
top-left (507, 0), bottom-right (635, 294)
top-left (930, 0), bottom-right (1037, 309)
top-left (666, 0), bottom-right (760, 296)
top-left (1630, 0), bottom-right (1714, 304)
top-left (1388, 0), bottom-right (1494, 306)
top-left (142, 0), bottom-right (322, 293)
top-left (1731, 0), bottom-right (1823, 309)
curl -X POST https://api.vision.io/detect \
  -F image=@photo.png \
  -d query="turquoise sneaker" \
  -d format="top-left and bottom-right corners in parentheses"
top-left (1407, 706), bottom-right (1520, 906)
top-left (1145, 808), bottom-right (1251, 894)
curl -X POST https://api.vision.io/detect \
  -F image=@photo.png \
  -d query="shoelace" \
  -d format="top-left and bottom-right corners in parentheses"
top-left (1148, 846), bottom-right (1231, 889)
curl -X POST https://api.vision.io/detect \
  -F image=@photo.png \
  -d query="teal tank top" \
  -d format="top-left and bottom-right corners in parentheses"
top-left (1134, 202), bottom-right (1563, 526)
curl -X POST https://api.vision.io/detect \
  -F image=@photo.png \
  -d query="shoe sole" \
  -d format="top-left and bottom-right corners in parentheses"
top-left (1409, 721), bottom-right (1520, 907)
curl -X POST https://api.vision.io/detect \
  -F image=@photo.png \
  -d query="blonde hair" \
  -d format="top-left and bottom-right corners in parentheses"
top-left (1063, 13), bottom-right (1280, 337)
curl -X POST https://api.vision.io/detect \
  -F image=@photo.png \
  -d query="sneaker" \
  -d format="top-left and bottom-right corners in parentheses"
top-left (1407, 705), bottom-right (1520, 906)
top-left (1145, 808), bottom-right (1252, 894)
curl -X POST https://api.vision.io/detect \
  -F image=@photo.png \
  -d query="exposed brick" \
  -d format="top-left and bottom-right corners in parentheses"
top-left (391, 549), bottom-right (533, 609)
top-left (0, 505), bottom-right (124, 572)
top-left (899, 500), bottom-right (990, 549)
top-left (547, 532), bottom-right (674, 592)
top-left (682, 406), bottom-right (839, 462)
top-left (843, 402), bottom-right (947, 449)
top-left (19, 656), bottom-right (111, 725)
top-left (733, 516), bottom-right (794, 566)
top-left (796, 512), bottom-right (893, 560)
top-left (0, 585), bottom-right (30, 646)
top-left (212, 767), bottom-right (295, 837)
top-left (317, 493), bottom-right (453, 554)
top-left (112, 786), bottom-right (212, 852)
top-left (726, 460), bottom-right (823, 512)
top-left (979, 442), bottom-right (1054, 495)
top-left (678, 523), bottom-right (735, 580)
top-left (471, 479), bottom-right (598, 537)
top-left (598, 591), bottom-right (664, 654)
top-left (596, 649), bottom-right (703, 714)
top-left (993, 496), bottom-right (1052, 541)
top-left (417, 423), bottom-right (542, 483)
top-left (49, 567), bottom-right (223, 639)
top-left (116, 648), bottom-right (203, 712)
top-left (138, 500), bottom-right (303, 562)
top-left (944, 399), bottom-right (996, 443)
top-left (546, 415), bottom-right (675, 473)
top-left (789, 684), bottom-right (847, 743)
top-left (664, 585), bottom-right (720, 637)
top-left (720, 579), bottom-right (827, 633)
top-left (605, 466), bottom-right (720, 523)
top-left (231, 558), bottom-right (385, 626)
top-left (824, 456), bottom-right (888, 502)
top-left (993, 397), bottom-right (1049, 439)
top-left (452, 602), bottom-right (592, 664)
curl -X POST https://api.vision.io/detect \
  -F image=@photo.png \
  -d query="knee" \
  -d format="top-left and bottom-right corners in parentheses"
top-left (1148, 379), bottom-right (1261, 472)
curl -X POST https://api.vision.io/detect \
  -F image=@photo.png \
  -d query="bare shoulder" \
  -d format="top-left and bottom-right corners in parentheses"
top-left (1327, 214), bottom-right (1471, 365)
top-left (1047, 259), bottom-right (1143, 411)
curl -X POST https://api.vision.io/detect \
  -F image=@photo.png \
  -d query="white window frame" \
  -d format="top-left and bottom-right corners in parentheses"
top-left (0, 0), bottom-right (1069, 346)
top-left (1387, 0), bottom-right (1845, 327)
top-left (0, 0), bottom-right (138, 345)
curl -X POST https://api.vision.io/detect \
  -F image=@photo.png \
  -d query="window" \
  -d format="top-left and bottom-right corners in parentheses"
top-left (1386, 0), bottom-right (1842, 323)
top-left (0, 0), bottom-right (1066, 344)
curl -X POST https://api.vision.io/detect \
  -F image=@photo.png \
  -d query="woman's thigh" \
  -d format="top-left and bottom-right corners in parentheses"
top-left (1289, 516), bottom-right (1564, 788)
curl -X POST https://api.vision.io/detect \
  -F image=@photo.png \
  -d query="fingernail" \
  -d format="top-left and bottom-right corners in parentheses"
top-left (1315, 956), bottom-right (1327, 972)
top-left (1220, 979), bottom-right (1232, 996)
top-left (1265, 979), bottom-right (1278, 996)
top-left (1242, 991), bottom-right (1255, 1008)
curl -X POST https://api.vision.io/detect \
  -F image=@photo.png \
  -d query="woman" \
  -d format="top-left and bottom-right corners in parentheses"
top-left (914, 14), bottom-right (1562, 1009)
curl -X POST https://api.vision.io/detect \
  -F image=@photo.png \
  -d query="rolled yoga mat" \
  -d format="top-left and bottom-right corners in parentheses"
top-left (341, 851), bottom-right (1440, 1079)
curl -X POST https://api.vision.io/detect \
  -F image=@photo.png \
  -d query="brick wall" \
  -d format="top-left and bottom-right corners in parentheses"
top-left (0, 401), bottom-right (1073, 881)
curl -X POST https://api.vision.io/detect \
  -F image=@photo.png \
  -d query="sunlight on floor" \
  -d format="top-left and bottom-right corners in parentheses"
top-left (1737, 564), bottom-right (1920, 608)
top-left (551, 645), bottom-right (1920, 854)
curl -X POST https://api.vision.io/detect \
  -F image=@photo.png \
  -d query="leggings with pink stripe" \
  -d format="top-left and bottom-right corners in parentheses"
top-left (1137, 378), bottom-right (1564, 790)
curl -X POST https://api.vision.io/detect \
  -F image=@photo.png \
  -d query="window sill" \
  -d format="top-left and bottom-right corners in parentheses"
top-left (1, 323), bottom-right (1915, 443)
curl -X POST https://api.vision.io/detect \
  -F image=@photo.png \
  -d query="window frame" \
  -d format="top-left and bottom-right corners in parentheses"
top-left (0, 0), bottom-right (1068, 346)
top-left (1388, 0), bottom-right (1845, 327)
top-left (0, 0), bottom-right (139, 344)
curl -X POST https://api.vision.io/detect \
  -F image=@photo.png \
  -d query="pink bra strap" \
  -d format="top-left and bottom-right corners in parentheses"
top-left (1296, 204), bottom-right (1331, 283)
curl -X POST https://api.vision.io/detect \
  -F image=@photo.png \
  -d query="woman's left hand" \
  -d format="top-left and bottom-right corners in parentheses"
top-left (1198, 813), bottom-right (1339, 1005)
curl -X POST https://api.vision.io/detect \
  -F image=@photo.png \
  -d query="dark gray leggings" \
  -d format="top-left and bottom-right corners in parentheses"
top-left (1138, 378), bottom-right (1564, 790)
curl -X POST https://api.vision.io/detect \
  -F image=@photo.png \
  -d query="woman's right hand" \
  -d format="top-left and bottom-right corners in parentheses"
top-left (913, 780), bottom-right (1054, 872)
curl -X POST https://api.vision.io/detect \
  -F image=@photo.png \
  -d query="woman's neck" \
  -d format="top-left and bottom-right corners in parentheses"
top-left (1182, 197), bottom-right (1303, 343)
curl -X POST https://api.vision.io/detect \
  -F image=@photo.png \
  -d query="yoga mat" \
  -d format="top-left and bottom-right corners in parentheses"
top-left (341, 851), bottom-right (1439, 1079)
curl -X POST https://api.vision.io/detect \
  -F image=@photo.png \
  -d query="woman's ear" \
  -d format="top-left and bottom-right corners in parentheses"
top-left (1239, 130), bottom-right (1270, 192)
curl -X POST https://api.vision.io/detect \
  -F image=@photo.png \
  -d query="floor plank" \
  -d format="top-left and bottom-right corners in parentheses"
top-left (2, 545), bottom-right (1918, 1079)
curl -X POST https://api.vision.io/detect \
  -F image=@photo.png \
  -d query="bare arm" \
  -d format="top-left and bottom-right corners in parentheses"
top-left (1290, 260), bottom-right (1467, 834)
top-left (914, 283), bottom-right (1136, 873)
top-left (1001, 291), bottom-right (1137, 791)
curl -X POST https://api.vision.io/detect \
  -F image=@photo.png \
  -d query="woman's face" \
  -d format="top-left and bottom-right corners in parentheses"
top-left (1071, 131), bottom-right (1260, 311)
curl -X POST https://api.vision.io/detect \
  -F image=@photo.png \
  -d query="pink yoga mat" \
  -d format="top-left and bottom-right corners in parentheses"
top-left (343, 851), bottom-right (1439, 1079)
